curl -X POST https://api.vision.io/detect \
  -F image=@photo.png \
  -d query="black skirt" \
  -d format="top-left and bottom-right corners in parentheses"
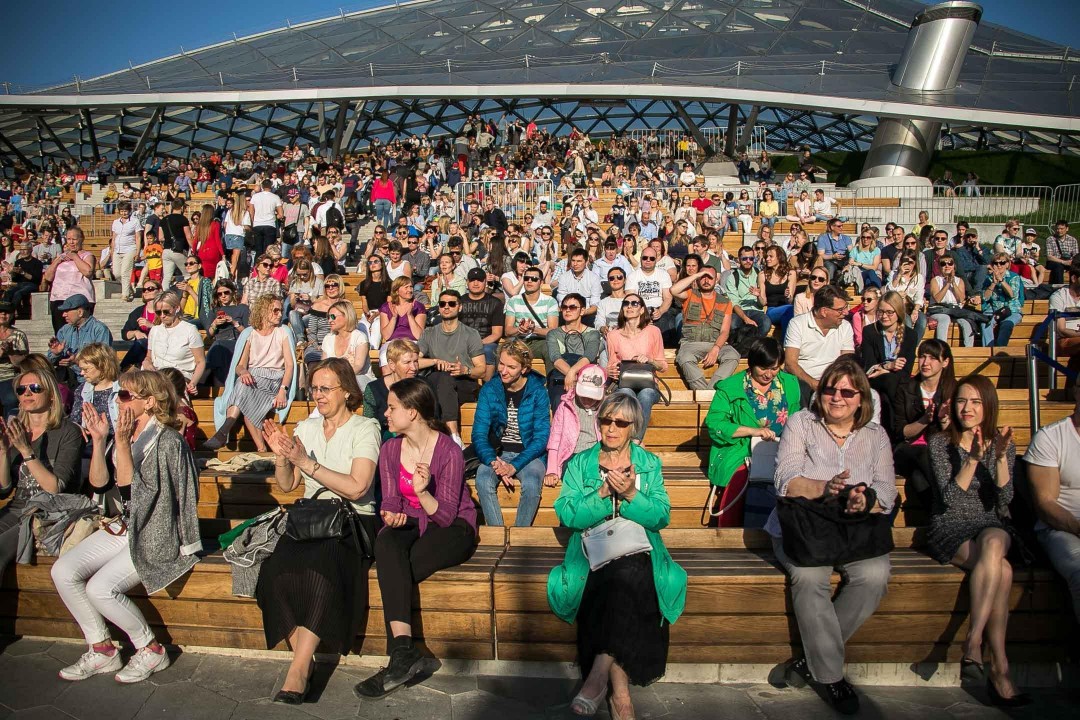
top-left (255, 513), bottom-right (377, 654)
top-left (576, 552), bottom-right (670, 687)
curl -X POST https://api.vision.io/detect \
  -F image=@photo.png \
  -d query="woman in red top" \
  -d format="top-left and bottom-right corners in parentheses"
top-left (371, 168), bottom-right (398, 229)
top-left (192, 203), bottom-right (224, 278)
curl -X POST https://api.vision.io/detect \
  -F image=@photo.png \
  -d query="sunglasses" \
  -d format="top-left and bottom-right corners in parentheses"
top-left (599, 417), bottom-right (632, 429)
top-left (608, 274), bottom-right (625, 281)
top-left (156, 308), bottom-right (174, 316)
top-left (939, 261), bottom-right (954, 267)
top-left (641, 255), bottom-right (656, 261)
top-left (141, 287), bottom-right (158, 293)
top-left (259, 262), bottom-right (272, 268)
top-left (450, 251), bottom-right (462, 256)
top-left (561, 304), bottom-right (581, 311)
top-left (992, 261), bottom-right (1008, 266)
top-left (16, 383), bottom-right (44, 396)
top-left (810, 275), bottom-right (828, 282)
top-left (328, 313), bottom-right (339, 321)
top-left (622, 299), bottom-right (643, 308)
top-left (116, 389), bottom-right (144, 402)
top-left (325, 282), bottom-right (340, 288)
top-left (523, 276), bottom-right (541, 282)
top-left (215, 291), bottom-right (232, 297)
top-left (438, 300), bottom-right (459, 308)
top-left (739, 256), bottom-right (755, 261)
top-left (821, 387), bottom-right (860, 399)
top-left (185, 262), bottom-right (199, 267)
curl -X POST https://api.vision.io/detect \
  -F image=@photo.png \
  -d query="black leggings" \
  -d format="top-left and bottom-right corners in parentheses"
top-left (374, 518), bottom-right (476, 636)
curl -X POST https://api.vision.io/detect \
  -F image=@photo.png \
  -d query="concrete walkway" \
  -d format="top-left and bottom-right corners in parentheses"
top-left (1, 638), bottom-right (1076, 719)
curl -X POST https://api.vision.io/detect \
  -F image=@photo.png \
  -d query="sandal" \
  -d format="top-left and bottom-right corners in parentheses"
top-left (960, 657), bottom-right (985, 684)
top-left (570, 685), bottom-right (607, 716)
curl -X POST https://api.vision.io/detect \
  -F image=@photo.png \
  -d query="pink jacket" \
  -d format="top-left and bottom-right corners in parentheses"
top-left (545, 388), bottom-right (600, 477)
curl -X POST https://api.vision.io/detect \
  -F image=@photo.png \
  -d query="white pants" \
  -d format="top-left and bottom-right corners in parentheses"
top-left (114, 251), bottom-right (136, 298)
top-left (738, 213), bottom-right (754, 236)
top-left (161, 249), bottom-right (189, 290)
top-left (51, 528), bottom-right (155, 648)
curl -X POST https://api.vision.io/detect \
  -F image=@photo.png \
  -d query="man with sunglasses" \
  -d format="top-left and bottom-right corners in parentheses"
top-left (447, 237), bottom-right (479, 279)
top-left (817, 218), bottom-right (852, 284)
top-left (981, 251), bottom-right (1025, 347)
top-left (954, 228), bottom-right (991, 294)
top-left (783, 285), bottom-right (854, 402)
top-left (671, 266), bottom-right (739, 389)
top-left (460, 268), bottom-right (505, 381)
top-left (626, 248), bottom-right (673, 335)
top-left (923, 230), bottom-right (960, 283)
top-left (417, 289), bottom-right (486, 448)
top-left (723, 246), bottom-right (772, 339)
top-left (46, 294), bottom-right (112, 387)
top-left (504, 269), bottom-right (559, 370)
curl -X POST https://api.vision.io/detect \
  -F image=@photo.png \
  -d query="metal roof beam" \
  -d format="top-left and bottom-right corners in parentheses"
top-left (0, 129), bottom-right (32, 167)
top-left (81, 109), bottom-right (99, 160)
top-left (131, 107), bottom-right (163, 168)
top-left (35, 115), bottom-right (75, 161)
top-left (671, 100), bottom-right (713, 158)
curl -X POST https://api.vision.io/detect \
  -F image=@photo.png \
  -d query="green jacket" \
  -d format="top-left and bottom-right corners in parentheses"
top-left (704, 370), bottom-right (801, 488)
top-left (547, 443), bottom-right (687, 626)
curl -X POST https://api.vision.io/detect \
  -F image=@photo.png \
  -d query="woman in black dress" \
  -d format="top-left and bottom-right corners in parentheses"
top-left (927, 375), bottom-right (1029, 707)
top-left (862, 290), bottom-right (917, 403)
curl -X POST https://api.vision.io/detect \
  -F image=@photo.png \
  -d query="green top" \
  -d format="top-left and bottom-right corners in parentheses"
top-left (703, 370), bottom-right (801, 488)
top-left (547, 442), bottom-right (687, 626)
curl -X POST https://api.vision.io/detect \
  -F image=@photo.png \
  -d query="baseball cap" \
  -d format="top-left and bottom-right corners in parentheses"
top-left (466, 268), bottom-right (487, 282)
top-left (1025, 227), bottom-right (1037, 236)
top-left (287, 188), bottom-right (300, 199)
top-left (57, 294), bottom-right (90, 311)
top-left (575, 364), bottom-right (607, 401)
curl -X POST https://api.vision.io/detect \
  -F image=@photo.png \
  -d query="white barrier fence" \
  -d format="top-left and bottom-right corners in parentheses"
top-left (453, 179), bottom-right (554, 226)
top-left (700, 126), bottom-right (769, 157)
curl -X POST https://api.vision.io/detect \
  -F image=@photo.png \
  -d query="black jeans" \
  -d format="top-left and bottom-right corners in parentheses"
top-left (423, 370), bottom-right (479, 423)
top-left (374, 518), bottom-right (476, 637)
top-left (251, 225), bottom-right (278, 255)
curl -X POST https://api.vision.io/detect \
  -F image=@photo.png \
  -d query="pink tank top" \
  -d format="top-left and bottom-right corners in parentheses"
top-left (398, 466), bottom-right (421, 509)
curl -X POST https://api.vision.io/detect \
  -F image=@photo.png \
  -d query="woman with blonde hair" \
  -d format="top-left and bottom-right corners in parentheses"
top-left (223, 191), bottom-right (251, 279)
top-left (54, 370), bottom-right (200, 684)
top-left (379, 277), bottom-right (426, 350)
top-left (70, 343), bottom-right (121, 436)
top-left (206, 294), bottom-right (296, 452)
top-left (143, 291), bottom-right (206, 397)
top-left (0, 367), bottom-right (84, 579)
top-left (862, 290), bottom-right (918, 401)
top-left (322, 300), bottom-right (374, 391)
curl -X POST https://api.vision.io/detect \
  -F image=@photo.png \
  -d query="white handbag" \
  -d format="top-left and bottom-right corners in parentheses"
top-left (581, 494), bottom-right (651, 571)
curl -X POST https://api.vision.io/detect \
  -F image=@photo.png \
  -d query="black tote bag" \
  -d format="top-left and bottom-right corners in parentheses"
top-left (776, 484), bottom-right (894, 567)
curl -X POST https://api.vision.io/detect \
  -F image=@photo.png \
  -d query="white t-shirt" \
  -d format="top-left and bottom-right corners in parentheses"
top-left (111, 217), bottom-right (141, 255)
top-left (596, 295), bottom-right (623, 329)
top-left (223, 210), bottom-right (250, 237)
top-left (293, 414), bottom-right (382, 514)
top-left (1023, 417), bottom-right (1080, 530)
top-left (783, 311), bottom-right (855, 381)
top-left (626, 267), bottom-right (672, 311)
top-left (1050, 286), bottom-right (1080, 332)
top-left (321, 328), bottom-right (373, 383)
top-left (250, 190), bottom-right (283, 228)
top-left (147, 321), bottom-right (204, 378)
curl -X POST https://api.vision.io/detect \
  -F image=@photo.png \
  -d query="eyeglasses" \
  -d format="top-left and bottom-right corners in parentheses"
top-left (753, 245), bottom-right (766, 251)
top-left (15, 383), bottom-right (43, 396)
top-left (259, 262), bottom-right (272, 268)
top-left (739, 256), bottom-right (755, 261)
top-left (185, 261), bottom-right (199, 267)
top-left (861, 296), bottom-right (875, 302)
top-left (450, 251), bottom-right (462, 256)
top-left (438, 300), bottom-right (459, 308)
top-left (821, 387), bottom-right (860, 399)
top-left (310, 385), bottom-right (341, 395)
top-left (621, 299), bottom-right (643, 308)
top-left (598, 417), bottom-right (632, 429)
top-left (560, 304), bottom-right (581, 311)
top-left (861, 235), bottom-right (874, 240)
top-left (325, 282), bottom-right (340, 288)
top-left (879, 309), bottom-right (898, 317)
top-left (374, 230), bottom-right (386, 234)
top-left (116, 389), bottom-right (144, 402)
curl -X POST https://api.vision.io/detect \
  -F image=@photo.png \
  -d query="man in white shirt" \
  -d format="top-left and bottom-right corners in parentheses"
top-left (1024, 387), bottom-right (1080, 621)
top-left (626, 248), bottom-right (673, 324)
top-left (551, 248), bottom-right (602, 323)
top-left (531, 200), bottom-right (555, 231)
top-left (812, 189), bottom-right (849, 223)
top-left (592, 239), bottom-right (632, 282)
top-left (248, 179), bottom-right (283, 254)
top-left (784, 285), bottom-right (855, 400)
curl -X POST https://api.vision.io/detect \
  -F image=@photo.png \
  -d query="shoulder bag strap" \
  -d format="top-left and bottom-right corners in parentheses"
top-left (521, 293), bottom-right (545, 326)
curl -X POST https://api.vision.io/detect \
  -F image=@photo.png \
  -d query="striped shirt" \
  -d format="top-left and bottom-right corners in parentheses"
top-left (765, 409), bottom-right (897, 537)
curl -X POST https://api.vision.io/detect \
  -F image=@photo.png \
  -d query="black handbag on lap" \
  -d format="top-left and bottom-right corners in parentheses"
top-left (286, 487), bottom-right (374, 558)
top-left (776, 484), bottom-right (893, 567)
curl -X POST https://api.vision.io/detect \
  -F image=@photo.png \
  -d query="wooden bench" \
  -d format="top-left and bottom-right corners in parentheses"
top-left (492, 527), bottom-right (1068, 664)
top-left (0, 525), bottom-right (506, 660)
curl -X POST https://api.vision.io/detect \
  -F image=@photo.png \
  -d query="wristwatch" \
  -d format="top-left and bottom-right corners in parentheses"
top-left (21, 453), bottom-right (36, 463)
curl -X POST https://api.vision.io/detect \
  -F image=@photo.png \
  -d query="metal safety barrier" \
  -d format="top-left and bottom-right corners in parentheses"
top-left (452, 178), bottom-right (554, 226)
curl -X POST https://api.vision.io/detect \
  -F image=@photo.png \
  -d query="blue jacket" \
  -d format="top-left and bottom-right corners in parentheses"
top-left (48, 316), bottom-right (113, 383)
top-left (472, 370), bottom-right (550, 472)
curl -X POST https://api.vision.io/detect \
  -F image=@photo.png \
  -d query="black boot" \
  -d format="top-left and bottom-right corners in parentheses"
top-left (382, 639), bottom-right (423, 692)
top-left (203, 416), bottom-right (237, 451)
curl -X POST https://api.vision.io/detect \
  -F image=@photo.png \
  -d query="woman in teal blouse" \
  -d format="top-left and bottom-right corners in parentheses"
top-left (548, 393), bottom-right (686, 720)
top-left (703, 337), bottom-right (800, 526)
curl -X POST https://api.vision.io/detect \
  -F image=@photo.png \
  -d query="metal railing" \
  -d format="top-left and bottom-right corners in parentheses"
top-left (622, 130), bottom-right (705, 164)
top-left (452, 178), bottom-right (554, 225)
top-left (700, 126), bottom-right (769, 156)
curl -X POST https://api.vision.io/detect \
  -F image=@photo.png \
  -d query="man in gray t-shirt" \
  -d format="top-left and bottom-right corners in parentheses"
top-left (417, 289), bottom-right (487, 445)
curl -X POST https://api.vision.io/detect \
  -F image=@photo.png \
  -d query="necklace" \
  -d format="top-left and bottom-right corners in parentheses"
top-left (822, 419), bottom-right (854, 441)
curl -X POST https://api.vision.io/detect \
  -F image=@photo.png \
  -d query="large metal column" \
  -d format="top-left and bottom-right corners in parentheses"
top-left (859, 1), bottom-right (981, 180)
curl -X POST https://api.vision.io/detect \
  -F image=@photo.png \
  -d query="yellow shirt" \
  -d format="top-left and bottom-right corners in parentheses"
top-left (181, 276), bottom-right (200, 317)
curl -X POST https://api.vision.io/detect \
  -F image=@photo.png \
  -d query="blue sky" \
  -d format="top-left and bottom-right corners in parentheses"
top-left (1, 0), bottom-right (1075, 89)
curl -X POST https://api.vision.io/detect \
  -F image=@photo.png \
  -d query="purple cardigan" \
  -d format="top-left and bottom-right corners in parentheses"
top-left (379, 432), bottom-right (477, 536)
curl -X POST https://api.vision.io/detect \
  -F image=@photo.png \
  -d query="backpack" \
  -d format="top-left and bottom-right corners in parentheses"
top-left (325, 204), bottom-right (345, 231)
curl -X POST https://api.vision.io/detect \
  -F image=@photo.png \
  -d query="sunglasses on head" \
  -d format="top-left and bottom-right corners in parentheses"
top-left (821, 387), bottom-right (860, 399)
top-left (116, 389), bottom-right (143, 402)
top-left (438, 300), bottom-right (459, 308)
top-left (16, 383), bottom-right (43, 396)
top-left (599, 417), bottom-right (632, 429)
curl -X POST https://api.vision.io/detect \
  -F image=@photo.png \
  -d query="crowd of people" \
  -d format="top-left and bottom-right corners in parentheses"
top-left (1, 125), bottom-right (1078, 718)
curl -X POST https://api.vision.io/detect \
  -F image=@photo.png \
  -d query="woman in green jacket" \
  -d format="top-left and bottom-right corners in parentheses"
top-left (703, 337), bottom-right (800, 526)
top-left (548, 393), bottom-right (686, 720)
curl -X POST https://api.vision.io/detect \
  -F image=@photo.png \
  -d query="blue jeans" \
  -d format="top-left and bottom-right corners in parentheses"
top-left (374, 199), bottom-right (394, 228)
top-left (1038, 527), bottom-right (1080, 622)
top-left (732, 308), bottom-right (772, 338)
top-left (475, 451), bottom-right (546, 527)
top-left (616, 387), bottom-right (659, 442)
top-left (760, 216), bottom-right (777, 231)
top-left (982, 309), bottom-right (1020, 347)
top-left (766, 305), bottom-right (794, 339)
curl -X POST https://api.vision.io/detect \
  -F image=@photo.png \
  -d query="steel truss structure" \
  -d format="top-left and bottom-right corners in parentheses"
top-left (2, 0), bottom-right (1078, 168)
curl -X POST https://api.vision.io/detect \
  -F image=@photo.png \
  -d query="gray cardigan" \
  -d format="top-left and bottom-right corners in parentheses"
top-left (128, 424), bottom-right (202, 594)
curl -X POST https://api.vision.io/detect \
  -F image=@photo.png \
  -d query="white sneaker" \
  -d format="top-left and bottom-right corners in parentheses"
top-left (59, 648), bottom-right (123, 681)
top-left (114, 646), bottom-right (170, 684)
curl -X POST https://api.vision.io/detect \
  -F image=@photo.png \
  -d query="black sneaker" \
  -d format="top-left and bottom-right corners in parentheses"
top-left (825, 679), bottom-right (860, 715)
top-left (784, 657), bottom-right (812, 688)
top-left (382, 643), bottom-right (424, 693)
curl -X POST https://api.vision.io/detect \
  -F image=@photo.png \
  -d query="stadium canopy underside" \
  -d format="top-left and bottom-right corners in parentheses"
top-left (1, 0), bottom-right (1078, 167)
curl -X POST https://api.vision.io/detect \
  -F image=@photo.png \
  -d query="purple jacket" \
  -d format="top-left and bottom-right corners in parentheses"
top-left (545, 388), bottom-right (600, 477)
top-left (379, 432), bottom-right (477, 536)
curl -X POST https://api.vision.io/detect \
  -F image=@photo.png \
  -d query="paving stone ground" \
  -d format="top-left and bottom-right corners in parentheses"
top-left (1, 638), bottom-right (1077, 719)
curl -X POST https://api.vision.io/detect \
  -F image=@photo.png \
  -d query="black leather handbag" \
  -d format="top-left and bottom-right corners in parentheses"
top-left (776, 484), bottom-right (894, 567)
top-left (286, 488), bottom-right (374, 558)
